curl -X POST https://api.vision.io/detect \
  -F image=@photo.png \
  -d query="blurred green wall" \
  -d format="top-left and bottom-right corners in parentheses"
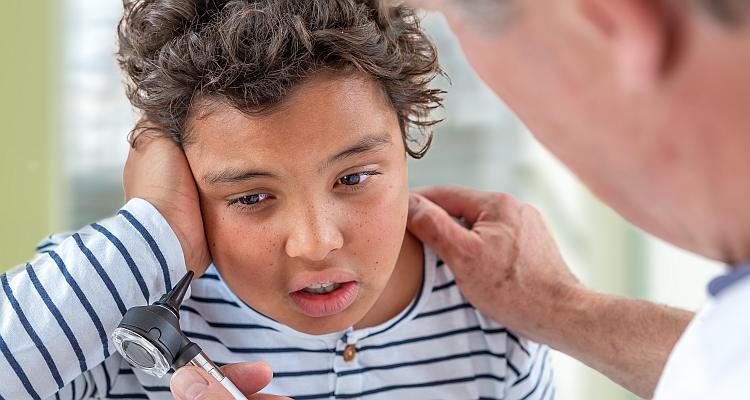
top-left (0, 1), bottom-right (60, 272)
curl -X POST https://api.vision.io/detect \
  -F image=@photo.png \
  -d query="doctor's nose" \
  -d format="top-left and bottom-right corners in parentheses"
top-left (284, 205), bottom-right (343, 262)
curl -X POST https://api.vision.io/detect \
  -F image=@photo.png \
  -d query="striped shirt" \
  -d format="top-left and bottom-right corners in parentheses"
top-left (0, 199), bottom-right (555, 399)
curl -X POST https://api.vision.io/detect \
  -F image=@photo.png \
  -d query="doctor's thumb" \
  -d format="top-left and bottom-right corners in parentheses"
top-left (407, 193), bottom-right (472, 265)
top-left (171, 367), bottom-right (215, 400)
top-left (171, 362), bottom-right (283, 400)
top-left (171, 366), bottom-right (252, 400)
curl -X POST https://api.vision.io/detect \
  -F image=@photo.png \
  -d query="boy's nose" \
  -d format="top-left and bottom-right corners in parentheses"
top-left (284, 205), bottom-right (343, 262)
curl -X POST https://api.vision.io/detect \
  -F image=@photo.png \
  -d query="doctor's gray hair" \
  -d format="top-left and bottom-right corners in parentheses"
top-left (700, 0), bottom-right (750, 25)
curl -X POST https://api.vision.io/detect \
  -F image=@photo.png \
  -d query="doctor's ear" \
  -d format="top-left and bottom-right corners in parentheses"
top-left (577, 0), bottom-right (676, 91)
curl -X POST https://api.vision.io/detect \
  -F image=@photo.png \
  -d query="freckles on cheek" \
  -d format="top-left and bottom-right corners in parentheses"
top-left (349, 198), bottom-right (406, 259)
top-left (214, 215), bottom-right (281, 266)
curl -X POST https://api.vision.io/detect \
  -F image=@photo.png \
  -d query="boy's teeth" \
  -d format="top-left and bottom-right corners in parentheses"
top-left (302, 282), bottom-right (340, 294)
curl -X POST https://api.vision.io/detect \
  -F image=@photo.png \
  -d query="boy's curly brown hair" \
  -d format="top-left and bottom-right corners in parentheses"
top-left (117, 0), bottom-right (444, 158)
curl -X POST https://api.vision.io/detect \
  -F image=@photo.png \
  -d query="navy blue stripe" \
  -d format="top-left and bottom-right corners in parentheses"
top-left (339, 326), bottom-right (508, 354)
top-left (508, 359), bottom-right (521, 376)
top-left (274, 368), bottom-right (334, 378)
top-left (0, 333), bottom-right (40, 399)
top-left (48, 250), bottom-right (110, 359)
top-left (539, 369), bottom-right (554, 400)
top-left (180, 305), bottom-right (277, 330)
top-left (73, 233), bottom-right (128, 315)
top-left (82, 376), bottom-right (89, 399)
top-left (361, 272), bottom-right (426, 340)
top-left (118, 209), bottom-right (172, 290)
top-left (513, 346), bottom-right (546, 387)
top-left (519, 348), bottom-right (551, 400)
top-left (507, 330), bottom-right (531, 357)
top-left (107, 394), bottom-right (148, 399)
top-left (91, 376), bottom-right (98, 398)
top-left (26, 263), bottom-right (88, 372)
top-left (55, 393), bottom-right (60, 400)
top-left (118, 368), bottom-right (135, 375)
top-left (198, 273), bottom-right (220, 281)
top-left (71, 379), bottom-right (76, 400)
top-left (338, 350), bottom-right (507, 377)
top-left (91, 223), bottom-right (150, 302)
top-left (414, 302), bottom-right (473, 319)
top-left (289, 392), bottom-right (335, 400)
top-left (143, 385), bottom-right (170, 392)
top-left (183, 331), bottom-right (333, 354)
top-left (101, 358), bottom-right (113, 396)
top-left (432, 279), bottom-right (456, 292)
top-left (35, 242), bottom-right (57, 252)
top-left (1, 273), bottom-right (64, 389)
top-left (336, 374), bottom-right (506, 398)
top-left (188, 295), bottom-right (240, 307)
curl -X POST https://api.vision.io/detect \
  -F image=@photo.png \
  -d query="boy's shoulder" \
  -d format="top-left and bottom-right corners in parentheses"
top-left (424, 245), bottom-right (541, 351)
top-left (422, 245), bottom-right (503, 328)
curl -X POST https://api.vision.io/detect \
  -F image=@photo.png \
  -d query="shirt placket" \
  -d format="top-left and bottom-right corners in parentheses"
top-left (333, 330), bottom-right (363, 398)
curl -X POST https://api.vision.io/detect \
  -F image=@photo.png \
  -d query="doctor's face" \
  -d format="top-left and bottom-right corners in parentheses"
top-left (416, 0), bottom-right (750, 262)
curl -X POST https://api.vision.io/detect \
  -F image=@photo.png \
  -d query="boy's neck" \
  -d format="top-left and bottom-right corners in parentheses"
top-left (354, 230), bottom-right (424, 329)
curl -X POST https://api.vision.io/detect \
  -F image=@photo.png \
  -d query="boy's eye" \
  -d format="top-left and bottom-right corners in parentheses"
top-left (336, 171), bottom-right (381, 188)
top-left (338, 173), bottom-right (366, 186)
top-left (237, 193), bottom-right (271, 205)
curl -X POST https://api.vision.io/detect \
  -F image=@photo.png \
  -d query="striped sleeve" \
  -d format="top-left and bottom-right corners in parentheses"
top-left (0, 198), bottom-right (187, 400)
top-left (504, 336), bottom-right (555, 400)
top-left (47, 355), bottom-right (127, 400)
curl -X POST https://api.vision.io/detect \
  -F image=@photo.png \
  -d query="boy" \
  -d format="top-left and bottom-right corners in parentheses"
top-left (0, 0), bottom-right (554, 398)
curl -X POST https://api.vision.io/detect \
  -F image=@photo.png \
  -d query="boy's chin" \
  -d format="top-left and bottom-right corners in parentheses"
top-left (284, 308), bottom-right (368, 335)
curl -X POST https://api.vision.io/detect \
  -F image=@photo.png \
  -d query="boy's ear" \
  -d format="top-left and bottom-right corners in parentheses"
top-left (577, 0), bottom-right (673, 91)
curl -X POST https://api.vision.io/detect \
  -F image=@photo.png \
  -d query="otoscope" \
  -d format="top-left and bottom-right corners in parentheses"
top-left (111, 271), bottom-right (247, 399)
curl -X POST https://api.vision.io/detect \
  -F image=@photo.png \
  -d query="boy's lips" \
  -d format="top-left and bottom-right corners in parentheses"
top-left (289, 281), bottom-right (359, 318)
top-left (288, 269), bottom-right (359, 318)
top-left (287, 269), bottom-right (358, 293)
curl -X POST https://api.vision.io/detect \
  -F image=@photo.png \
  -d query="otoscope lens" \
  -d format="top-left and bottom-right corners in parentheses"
top-left (122, 341), bottom-right (156, 368)
top-left (112, 327), bottom-right (172, 378)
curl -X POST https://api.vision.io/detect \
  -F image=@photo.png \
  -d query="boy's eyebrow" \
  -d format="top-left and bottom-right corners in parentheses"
top-left (203, 134), bottom-right (393, 185)
top-left (325, 133), bottom-right (393, 166)
top-left (203, 169), bottom-right (278, 186)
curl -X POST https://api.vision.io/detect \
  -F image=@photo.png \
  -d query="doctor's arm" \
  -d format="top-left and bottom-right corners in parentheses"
top-left (406, 186), bottom-right (693, 399)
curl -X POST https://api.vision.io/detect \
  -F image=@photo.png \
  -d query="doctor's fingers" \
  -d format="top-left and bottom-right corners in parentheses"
top-left (407, 192), bottom-right (483, 267)
top-left (171, 363), bottom-right (289, 400)
top-left (412, 186), bottom-right (522, 226)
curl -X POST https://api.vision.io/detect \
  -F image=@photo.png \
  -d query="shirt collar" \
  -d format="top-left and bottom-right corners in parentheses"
top-left (707, 261), bottom-right (750, 297)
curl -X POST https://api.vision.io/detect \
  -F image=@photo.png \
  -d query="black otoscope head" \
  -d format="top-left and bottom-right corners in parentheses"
top-left (155, 271), bottom-right (193, 315)
top-left (112, 271), bottom-right (202, 377)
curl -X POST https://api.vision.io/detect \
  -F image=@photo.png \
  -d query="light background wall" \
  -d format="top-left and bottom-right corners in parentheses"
top-left (0, 2), bottom-right (723, 399)
top-left (0, 0), bottom-right (61, 267)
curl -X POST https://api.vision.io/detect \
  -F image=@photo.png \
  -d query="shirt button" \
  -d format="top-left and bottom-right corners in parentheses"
top-left (343, 344), bottom-right (357, 362)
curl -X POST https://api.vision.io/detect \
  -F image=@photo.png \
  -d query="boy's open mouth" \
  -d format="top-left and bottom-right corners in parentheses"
top-left (289, 281), bottom-right (359, 318)
top-left (301, 282), bottom-right (341, 294)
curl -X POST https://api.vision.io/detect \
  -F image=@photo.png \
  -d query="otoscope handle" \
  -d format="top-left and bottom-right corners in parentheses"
top-left (188, 351), bottom-right (248, 400)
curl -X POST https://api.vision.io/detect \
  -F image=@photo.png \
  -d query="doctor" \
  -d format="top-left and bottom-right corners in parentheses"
top-left (161, 0), bottom-right (750, 398)
top-left (404, 0), bottom-right (750, 399)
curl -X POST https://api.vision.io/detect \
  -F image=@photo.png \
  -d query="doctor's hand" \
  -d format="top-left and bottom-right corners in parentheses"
top-left (170, 362), bottom-right (290, 400)
top-left (407, 186), bottom-right (694, 399)
top-left (406, 186), bottom-right (583, 343)
top-left (123, 129), bottom-right (211, 275)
